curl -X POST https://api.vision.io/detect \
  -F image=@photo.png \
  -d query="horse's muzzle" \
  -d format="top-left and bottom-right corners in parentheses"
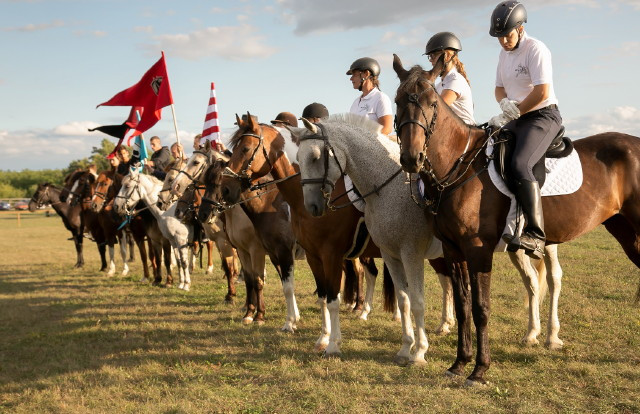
top-left (400, 151), bottom-right (424, 174)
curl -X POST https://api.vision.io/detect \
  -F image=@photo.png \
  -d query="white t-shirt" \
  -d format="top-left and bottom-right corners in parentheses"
top-left (495, 32), bottom-right (558, 111)
top-left (349, 87), bottom-right (393, 121)
top-left (435, 68), bottom-right (476, 125)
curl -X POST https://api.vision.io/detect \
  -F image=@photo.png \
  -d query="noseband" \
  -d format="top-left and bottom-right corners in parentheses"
top-left (115, 176), bottom-right (141, 215)
top-left (394, 86), bottom-right (439, 163)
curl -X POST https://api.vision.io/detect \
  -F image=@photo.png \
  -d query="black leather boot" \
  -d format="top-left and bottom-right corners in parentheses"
top-left (508, 180), bottom-right (545, 259)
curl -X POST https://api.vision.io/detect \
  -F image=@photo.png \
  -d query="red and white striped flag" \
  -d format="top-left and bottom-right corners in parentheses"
top-left (201, 82), bottom-right (220, 144)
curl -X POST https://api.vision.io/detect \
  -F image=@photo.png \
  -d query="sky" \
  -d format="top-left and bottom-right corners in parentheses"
top-left (1, 0), bottom-right (640, 170)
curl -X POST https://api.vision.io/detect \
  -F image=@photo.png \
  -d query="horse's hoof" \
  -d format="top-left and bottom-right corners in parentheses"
top-left (242, 317), bottom-right (253, 325)
top-left (444, 369), bottom-right (463, 378)
top-left (281, 323), bottom-right (295, 333)
top-left (394, 355), bottom-right (411, 367)
top-left (546, 340), bottom-right (564, 351)
top-left (183, 284), bottom-right (191, 292)
top-left (358, 312), bottom-right (369, 321)
top-left (408, 358), bottom-right (428, 367)
top-left (322, 350), bottom-right (342, 359)
top-left (314, 340), bottom-right (329, 352)
top-left (224, 297), bottom-right (234, 304)
top-left (521, 336), bottom-right (540, 347)
top-left (254, 319), bottom-right (265, 326)
top-left (464, 378), bottom-right (489, 388)
top-left (435, 325), bottom-right (451, 336)
top-left (163, 283), bottom-right (171, 289)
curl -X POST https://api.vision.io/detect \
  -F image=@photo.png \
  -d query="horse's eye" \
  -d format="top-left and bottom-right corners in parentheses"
top-left (242, 146), bottom-right (250, 154)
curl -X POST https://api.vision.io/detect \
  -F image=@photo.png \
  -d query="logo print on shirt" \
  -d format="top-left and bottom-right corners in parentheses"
top-left (360, 103), bottom-right (370, 112)
top-left (515, 64), bottom-right (529, 78)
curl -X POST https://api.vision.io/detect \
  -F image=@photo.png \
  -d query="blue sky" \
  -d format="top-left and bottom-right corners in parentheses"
top-left (1, 0), bottom-right (640, 170)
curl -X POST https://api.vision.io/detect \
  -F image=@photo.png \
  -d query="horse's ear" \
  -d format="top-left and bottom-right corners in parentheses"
top-left (429, 54), bottom-right (446, 82)
top-left (301, 117), bottom-right (318, 135)
top-left (204, 139), bottom-right (211, 152)
top-left (235, 113), bottom-right (243, 128)
top-left (247, 111), bottom-right (257, 132)
top-left (393, 54), bottom-right (409, 81)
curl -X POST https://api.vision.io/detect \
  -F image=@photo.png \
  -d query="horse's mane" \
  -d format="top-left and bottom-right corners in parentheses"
top-left (324, 113), bottom-right (382, 135)
top-left (229, 123), bottom-right (271, 150)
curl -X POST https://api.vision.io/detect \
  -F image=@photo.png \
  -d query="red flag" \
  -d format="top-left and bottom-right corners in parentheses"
top-left (97, 53), bottom-right (173, 136)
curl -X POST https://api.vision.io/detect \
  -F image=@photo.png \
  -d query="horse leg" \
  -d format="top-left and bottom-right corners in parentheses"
top-left (74, 232), bottom-right (84, 268)
top-left (446, 256), bottom-right (473, 378)
top-left (383, 255), bottom-right (416, 366)
top-left (465, 251), bottom-right (494, 386)
top-left (404, 252), bottom-right (429, 365)
top-left (429, 258), bottom-right (455, 335)
top-left (97, 243), bottom-right (107, 272)
top-left (603, 214), bottom-right (640, 303)
top-left (236, 250), bottom-right (256, 324)
top-left (543, 244), bottom-right (564, 350)
top-left (135, 236), bottom-right (150, 282)
top-left (306, 254), bottom-right (330, 351)
top-left (179, 245), bottom-right (192, 291)
top-left (163, 242), bottom-right (173, 287)
top-left (508, 250), bottom-right (541, 346)
top-left (106, 243), bottom-right (116, 277)
top-left (269, 249), bottom-right (299, 333)
top-left (359, 257), bottom-right (378, 321)
top-left (250, 250), bottom-right (267, 325)
top-left (206, 240), bottom-right (214, 275)
top-left (127, 229), bottom-right (135, 262)
top-left (118, 232), bottom-right (130, 277)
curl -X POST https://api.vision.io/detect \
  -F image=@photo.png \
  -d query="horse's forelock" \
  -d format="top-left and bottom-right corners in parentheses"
top-left (397, 64), bottom-right (432, 95)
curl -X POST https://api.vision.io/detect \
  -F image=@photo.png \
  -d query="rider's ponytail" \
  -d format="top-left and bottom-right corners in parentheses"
top-left (452, 55), bottom-right (471, 86)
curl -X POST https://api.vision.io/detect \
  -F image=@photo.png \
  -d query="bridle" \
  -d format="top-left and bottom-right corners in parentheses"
top-left (223, 125), bottom-right (274, 190)
top-left (31, 185), bottom-right (57, 208)
top-left (173, 153), bottom-right (207, 188)
top-left (298, 123), bottom-right (346, 209)
top-left (115, 175), bottom-right (142, 216)
top-left (394, 86), bottom-right (439, 156)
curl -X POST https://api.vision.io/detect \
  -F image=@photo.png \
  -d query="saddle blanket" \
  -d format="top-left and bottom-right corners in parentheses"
top-left (417, 138), bottom-right (584, 252)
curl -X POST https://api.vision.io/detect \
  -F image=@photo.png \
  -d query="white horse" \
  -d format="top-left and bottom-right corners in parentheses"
top-left (295, 113), bottom-right (549, 363)
top-left (114, 169), bottom-right (194, 291)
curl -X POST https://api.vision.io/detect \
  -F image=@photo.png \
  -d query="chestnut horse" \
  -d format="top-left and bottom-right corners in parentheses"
top-left (393, 54), bottom-right (640, 385)
top-left (220, 116), bottom-right (451, 357)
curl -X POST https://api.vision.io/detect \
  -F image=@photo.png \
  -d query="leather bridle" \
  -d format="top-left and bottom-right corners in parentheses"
top-left (223, 126), bottom-right (273, 190)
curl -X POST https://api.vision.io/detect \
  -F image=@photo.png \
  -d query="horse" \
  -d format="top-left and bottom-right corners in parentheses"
top-left (294, 114), bottom-right (451, 365)
top-left (174, 182), bottom-right (241, 304)
top-left (114, 170), bottom-right (193, 291)
top-left (393, 54), bottom-right (640, 385)
top-left (28, 183), bottom-right (87, 268)
top-left (220, 115), bottom-right (451, 357)
top-left (171, 144), bottom-right (301, 331)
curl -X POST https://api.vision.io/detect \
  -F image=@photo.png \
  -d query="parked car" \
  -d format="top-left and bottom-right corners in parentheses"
top-left (14, 201), bottom-right (29, 211)
top-left (0, 201), bottom-right (10, 211)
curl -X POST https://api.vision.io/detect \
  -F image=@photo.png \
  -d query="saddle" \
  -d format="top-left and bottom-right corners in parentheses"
top-left (492, 125), bottom-right (574, 192)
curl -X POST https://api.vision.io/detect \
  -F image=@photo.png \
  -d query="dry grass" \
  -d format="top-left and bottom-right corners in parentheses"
top-left (0, 210), bottom-right (639, 413)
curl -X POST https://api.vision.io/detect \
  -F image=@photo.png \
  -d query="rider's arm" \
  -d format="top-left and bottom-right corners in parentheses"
top-left (378, 115), bottom-right (393, 135)
top-left (495, 86), bottom-right (507, 103)
top-left (516, 83), bottom-right (549, 115)
top-left (440, 89), bottom-right (458, 106)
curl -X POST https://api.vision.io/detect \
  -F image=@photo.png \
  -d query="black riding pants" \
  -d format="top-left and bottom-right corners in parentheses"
top-left (505, 106), bottom-right (563, 182)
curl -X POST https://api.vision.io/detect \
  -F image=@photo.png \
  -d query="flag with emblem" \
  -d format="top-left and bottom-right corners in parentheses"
top-left (97, 52), bottom-right (173, 137)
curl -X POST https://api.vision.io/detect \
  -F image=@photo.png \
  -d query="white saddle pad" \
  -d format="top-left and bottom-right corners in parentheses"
top-left (344, 175), bottom-right (366, 213)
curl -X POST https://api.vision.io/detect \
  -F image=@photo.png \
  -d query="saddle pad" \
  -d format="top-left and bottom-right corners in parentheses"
top-left (344, 216), bottom-right (371, 260)
top-left (486, 137), bottom-right (584, 197)
top-left (344, 175), bottom-right (366, 213)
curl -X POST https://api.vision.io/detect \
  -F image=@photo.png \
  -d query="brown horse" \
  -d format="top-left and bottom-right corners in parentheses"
top-left (393, 54), bottom-right (640, 385)
top-left (220, 116), bottom-right (452, 357)
top-left (174, 183), bottom-right (241, 304)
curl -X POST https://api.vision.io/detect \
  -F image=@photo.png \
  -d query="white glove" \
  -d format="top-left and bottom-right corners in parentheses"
top-left (488, 113), bottom-right (510, 128)
top-left (499, 98), bottom-right (520, 120)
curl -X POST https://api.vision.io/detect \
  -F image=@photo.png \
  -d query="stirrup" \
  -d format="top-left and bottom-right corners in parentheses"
top-left (519, 234), bottom-right (545, 259)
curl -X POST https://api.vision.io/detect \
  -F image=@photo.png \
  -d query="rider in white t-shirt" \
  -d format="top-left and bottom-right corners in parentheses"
top-left (488, 1), bottom-right (563, 260)
top-left (347, 57), bottom-right (393, 135)
top-left (424, 32), bottom-right (476, 125)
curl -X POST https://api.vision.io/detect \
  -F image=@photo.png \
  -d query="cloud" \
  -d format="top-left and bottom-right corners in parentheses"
top-left (3, 19), bottom-right (64, 32)
top-left (134, 25), bottom-right (153, 34)
top-left (564, 106), bottom-right (640, 137)
top-left (146, 24), bottom-right (277, 61)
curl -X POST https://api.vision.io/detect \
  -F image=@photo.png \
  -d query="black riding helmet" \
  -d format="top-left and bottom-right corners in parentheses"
top-left (424, 32), bottom-right (462, 56)
top-left (490, 1), bottom-right (527, 37)
top-left (301, 102), bottom-right (329, 119)
top-left (346, 57), bottom-right (380, 77)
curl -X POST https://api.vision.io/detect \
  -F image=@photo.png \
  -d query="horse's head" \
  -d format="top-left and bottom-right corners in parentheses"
top-left (29, 182), bottom-right (53, 212)
top-left (295, 119), bottom-right (347, 217)
top-left (91, 171), bottom-right (117, 212)
top-left (114, 169), bottom-right (143, 216)
top-left (393, 53), bottom-right (443, 173)
top-left (198, 157), bottom-right (229, 224)
top-left (167, 148), bottom-right (209, 205)
top-left (157, 157), bottom-right (187, 210)
top-left (221, 112), bottom-right (282, 203)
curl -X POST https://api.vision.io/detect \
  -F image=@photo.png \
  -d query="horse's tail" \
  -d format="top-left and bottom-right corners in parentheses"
top-left (382, 262), bottom-right (396, 313)
top-left (343, 259), bottom-right (358, 305)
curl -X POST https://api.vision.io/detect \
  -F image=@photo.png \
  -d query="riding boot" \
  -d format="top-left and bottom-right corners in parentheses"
top-left (507, 179), bottom-right (545, 259)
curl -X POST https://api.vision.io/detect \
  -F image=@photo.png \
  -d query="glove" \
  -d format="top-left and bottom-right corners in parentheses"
top-left (488, 113), bottom-right (510, 128)
top-left (499, 98), bottom-right (520, 120)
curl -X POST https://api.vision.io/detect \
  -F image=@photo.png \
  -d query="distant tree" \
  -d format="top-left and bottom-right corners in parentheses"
top-left (90, 138), bottom-right (116, 172)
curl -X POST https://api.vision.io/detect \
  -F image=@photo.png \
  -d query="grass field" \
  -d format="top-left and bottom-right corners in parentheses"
top-left (0, 210), bottom-right (639, 413)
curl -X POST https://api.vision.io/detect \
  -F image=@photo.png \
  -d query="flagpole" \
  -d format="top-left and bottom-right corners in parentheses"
top-left (170, 104), bottom-right (181, 146)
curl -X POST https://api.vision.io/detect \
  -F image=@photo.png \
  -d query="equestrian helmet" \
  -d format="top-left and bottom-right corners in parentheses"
top-left (346, 57), bottom-right (380, 77)
top-left (301, 103), bottom-right (329, 119)
top-left (424, 32), bottom-right (462, 55)
top-left (270, 112), bottom-right (299, 127)
top-left (490, 1), bottom-right (527, 37)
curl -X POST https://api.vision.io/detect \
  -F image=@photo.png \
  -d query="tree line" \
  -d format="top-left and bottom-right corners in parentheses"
top-left (0, 139), bottom-right (118, 198)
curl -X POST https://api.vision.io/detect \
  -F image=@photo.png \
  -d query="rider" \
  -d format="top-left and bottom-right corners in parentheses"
top-left (147, 136), bottom-right (171, 180)
top-left (301, 102), bottom-right (329, 123)
top-left (424, 32), bottom-right (475, 125)
top-left (347, 57), bottom-right (393, 135)
top-left (271, 112), bottom-right (299, 128)
top-left (488, 1), bottom-right (562, 259)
